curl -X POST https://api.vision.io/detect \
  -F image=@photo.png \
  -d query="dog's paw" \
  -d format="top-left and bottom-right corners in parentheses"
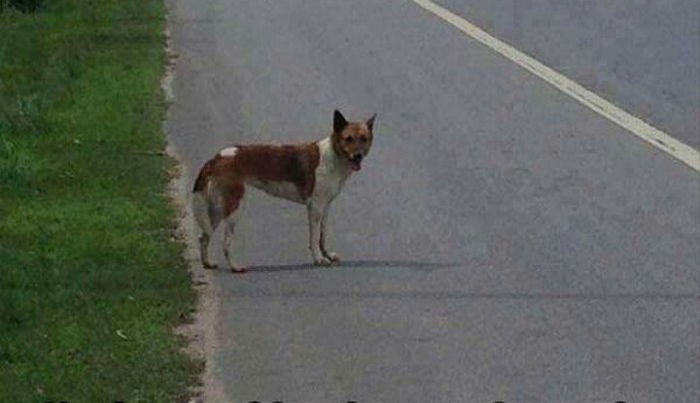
top-left (314, 256), bottom-right (333, 266)
top-left (202, 261), bottom-right (217, 270)
top-left (324, 252), bottom-right (340, 263)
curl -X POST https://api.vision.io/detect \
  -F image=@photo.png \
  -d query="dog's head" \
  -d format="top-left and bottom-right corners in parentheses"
top-left (331, 109), bottom-right (376, 171)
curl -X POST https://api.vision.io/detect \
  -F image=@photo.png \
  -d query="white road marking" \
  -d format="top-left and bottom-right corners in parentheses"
top-left (411, 0), bottom-right (700, 172)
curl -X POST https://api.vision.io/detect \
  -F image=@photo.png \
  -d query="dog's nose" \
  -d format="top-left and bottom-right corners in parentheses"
top-left (351, 153), bottom-right (363, 162)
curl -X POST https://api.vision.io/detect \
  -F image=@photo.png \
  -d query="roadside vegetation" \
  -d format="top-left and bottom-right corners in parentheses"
top-left (0, 0), bottom-right (199, 401)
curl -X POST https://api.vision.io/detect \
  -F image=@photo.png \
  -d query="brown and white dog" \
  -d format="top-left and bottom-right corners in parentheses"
top-left (192, 110), bottom-right (376, 273)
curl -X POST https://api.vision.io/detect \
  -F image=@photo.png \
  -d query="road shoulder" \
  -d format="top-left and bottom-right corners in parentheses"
top-left (164, 17), bottom-right (228, 403)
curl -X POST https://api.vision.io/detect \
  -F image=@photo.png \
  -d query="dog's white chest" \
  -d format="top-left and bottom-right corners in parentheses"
top-left (312, 138), bottom-right (350, 204)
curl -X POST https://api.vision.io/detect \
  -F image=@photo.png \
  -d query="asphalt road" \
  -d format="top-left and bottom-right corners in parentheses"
top-left (165, 1), bottom-right (700, 402)
top-left (435, 0), bottom-right (700, 149)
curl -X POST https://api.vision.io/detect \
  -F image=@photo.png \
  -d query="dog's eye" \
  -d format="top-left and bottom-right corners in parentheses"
top-left (359, 136), bottom-right (367, 143)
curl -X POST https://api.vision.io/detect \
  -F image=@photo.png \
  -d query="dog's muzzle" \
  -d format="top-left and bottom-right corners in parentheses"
top-left (349, 153), bottom-right (363, 171)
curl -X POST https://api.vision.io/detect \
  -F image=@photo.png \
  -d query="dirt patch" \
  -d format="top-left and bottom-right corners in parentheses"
top-left (163, 20), bottom-right (227, 403)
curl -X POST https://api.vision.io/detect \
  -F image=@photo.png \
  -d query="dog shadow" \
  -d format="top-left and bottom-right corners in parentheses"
top-left (248, 259), bottom-right (455, 273)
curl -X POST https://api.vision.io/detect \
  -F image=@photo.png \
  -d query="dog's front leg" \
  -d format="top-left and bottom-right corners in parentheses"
top-left (320, 206), bottom-right (339, 263)
top-left (308, 203), bottom-right (332, 266)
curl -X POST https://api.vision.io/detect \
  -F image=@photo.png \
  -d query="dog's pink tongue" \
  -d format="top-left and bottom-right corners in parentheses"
top-left (351, 160), bottom-right (361, 171)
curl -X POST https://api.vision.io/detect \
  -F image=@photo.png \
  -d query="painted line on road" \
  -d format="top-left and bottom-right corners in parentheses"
top-left (411, 0), bottom-right (700, 172)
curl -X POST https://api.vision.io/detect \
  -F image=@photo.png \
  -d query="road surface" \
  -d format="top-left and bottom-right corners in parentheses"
top-left (165, 1), bottom-right (700, 402)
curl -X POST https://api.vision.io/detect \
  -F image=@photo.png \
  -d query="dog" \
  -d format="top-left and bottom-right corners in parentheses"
top-left (192, 110), bottom-right (376, 273)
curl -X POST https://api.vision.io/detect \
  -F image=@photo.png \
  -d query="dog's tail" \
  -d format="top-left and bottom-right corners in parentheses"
top-left (192, 158), bottom-right (219, 237)
top-left (193, 158), bottom-right (216, 193)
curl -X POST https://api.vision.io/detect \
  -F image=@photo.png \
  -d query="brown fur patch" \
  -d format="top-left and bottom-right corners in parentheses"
top-left (194, 143), bottom-right (321, 201)
top-left (224, 183), bottom-right (245, 216)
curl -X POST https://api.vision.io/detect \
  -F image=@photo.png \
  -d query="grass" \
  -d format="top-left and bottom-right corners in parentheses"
top-left (0, 1), bottom-right (199, 401)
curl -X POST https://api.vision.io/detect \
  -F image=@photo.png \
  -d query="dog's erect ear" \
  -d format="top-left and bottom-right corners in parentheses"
top-left (366, 113), bottom-right (377, 132)
top-left (333, 110), bottom-right (348, 133)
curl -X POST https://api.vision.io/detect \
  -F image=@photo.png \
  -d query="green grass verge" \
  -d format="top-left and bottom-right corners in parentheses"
top-left (0, 1), bottom-right (199, 401)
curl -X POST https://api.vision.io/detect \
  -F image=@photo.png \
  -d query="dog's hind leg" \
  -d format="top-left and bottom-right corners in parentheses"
top-left (222, 183), bottom-right (247, 274)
